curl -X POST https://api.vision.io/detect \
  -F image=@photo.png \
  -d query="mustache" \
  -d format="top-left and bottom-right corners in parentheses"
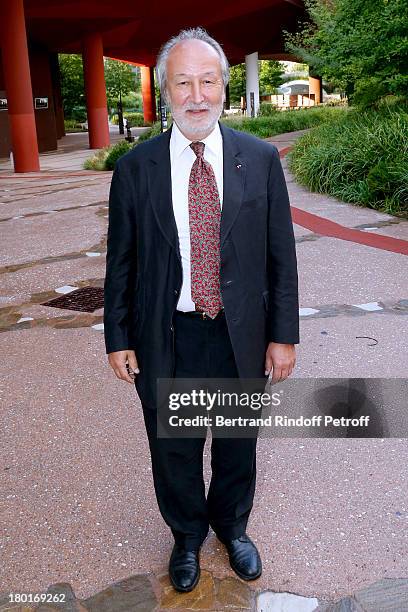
top-left (183, 103), bottom-right (211, 111)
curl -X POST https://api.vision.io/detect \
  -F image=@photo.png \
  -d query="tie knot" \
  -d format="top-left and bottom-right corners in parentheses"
top-left (190, 141), bottom-right (205, 158)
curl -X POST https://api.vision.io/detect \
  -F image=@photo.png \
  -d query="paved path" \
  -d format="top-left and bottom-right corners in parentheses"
top-left (0, 129), bottom-right (407, 611)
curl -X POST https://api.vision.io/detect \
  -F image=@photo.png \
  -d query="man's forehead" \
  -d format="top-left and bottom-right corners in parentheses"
top-left (168, 38), bottom-right (220, 62)
top-left (173, 70), bottom-right (220, 77)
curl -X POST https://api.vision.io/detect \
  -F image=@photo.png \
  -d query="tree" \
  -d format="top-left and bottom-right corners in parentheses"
top-left (259, 60), bottom-right (284, 94)
top-left (284, 0), bottom-right (408, 108)
top-left (228, 63), bottom-right (246, 104)
top-left (58, 54), bottom-right (85, 119)
top-left (104, 59), bottom-right (138, 110)
top-left (228, 60), bottom-right (284, 104)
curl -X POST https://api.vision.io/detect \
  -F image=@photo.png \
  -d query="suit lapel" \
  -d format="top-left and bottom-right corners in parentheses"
top-left (146, 124), bottom-right (181, 260)
top-left (219, 122), bottom-right (246, 248)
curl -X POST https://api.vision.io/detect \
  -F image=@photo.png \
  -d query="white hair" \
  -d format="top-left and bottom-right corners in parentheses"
top-left (155, 27), bottom-right (230, 101)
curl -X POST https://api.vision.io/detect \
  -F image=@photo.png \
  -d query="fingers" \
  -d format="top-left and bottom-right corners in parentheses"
top-left (108, 350), bottom-right (139, 384)
top-left (128, 354), bottom-right (139, 372)
top-left (270, 358), bottom-right (296, 383)
top-left (264, 353), bottom-right (273, 376)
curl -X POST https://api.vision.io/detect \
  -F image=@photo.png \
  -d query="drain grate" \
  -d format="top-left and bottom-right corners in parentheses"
top-left (42, 286), bottom-right (104, 313)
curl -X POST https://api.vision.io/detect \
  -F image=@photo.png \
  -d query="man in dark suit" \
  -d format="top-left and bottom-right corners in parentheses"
top-left (104, 27), bottom-right (299, 592)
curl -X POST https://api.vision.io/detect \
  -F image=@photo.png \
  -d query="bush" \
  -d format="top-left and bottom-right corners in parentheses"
top-left (111, 112), bottom-right (149, 127)
top-left (70, 105), bottom-right (87, 122)
top-left (104, 140), bottom-right (134, 170)
top-left (288, 104), bottom-right (408, 216)
top-left (83, 147), bottom-right (110, 171)
top-left (221, 106), bottom-right (347, 139)
top-left (258, 102), bottom-right (279, 117)
top-left (64, 119), bottom-right (84, 132)
top-left (83, 141), bottom-right (134, 171)
top-left (137, 121), bottom-right (162, 142)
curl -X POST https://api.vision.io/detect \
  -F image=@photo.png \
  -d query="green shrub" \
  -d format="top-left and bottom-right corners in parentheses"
top-left (258, 102), bottom-right (279, 117)
top-left (64, 119), bottom-right (84, 132)
top-left (83, 141), bottom-right (134, 171)
top-left (137, 121), bottom-right (162, 143)
top-left (83, 147), bottom-right (110, 171)
top-left (104, 140), bottom-right (134, 170)
top-left (70, 105), bottom-right (87, 122)
top-left (221, 106), bottom-right (347, 138)
top-left (111, 112), bottom-right (149, 127)
top-left (288, 105), bottom-right (408, 216)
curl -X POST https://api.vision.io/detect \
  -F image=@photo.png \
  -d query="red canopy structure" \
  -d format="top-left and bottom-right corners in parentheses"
top-left (0, 0), bottom-right (306, 171)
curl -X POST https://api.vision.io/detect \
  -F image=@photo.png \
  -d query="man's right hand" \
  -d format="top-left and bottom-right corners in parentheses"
top-left (108, 350), bottom-right (139, 384)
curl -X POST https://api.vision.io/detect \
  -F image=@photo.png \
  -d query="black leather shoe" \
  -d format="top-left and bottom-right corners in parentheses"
top-left (221, 533), bottom-right (262, 580)
top-left (169, 544), bottom-right (200, 592)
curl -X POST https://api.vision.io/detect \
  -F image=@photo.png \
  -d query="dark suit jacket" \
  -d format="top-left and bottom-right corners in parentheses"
top-left (104, 121), bottom-right (299, 408)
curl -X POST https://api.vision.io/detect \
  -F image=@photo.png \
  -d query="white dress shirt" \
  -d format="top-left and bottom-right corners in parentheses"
top-left (169, 120), bottom-right (224, 312)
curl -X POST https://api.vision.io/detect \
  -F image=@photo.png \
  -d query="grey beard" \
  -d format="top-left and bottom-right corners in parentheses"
top-left (170, 102), bottom-right (224, 136)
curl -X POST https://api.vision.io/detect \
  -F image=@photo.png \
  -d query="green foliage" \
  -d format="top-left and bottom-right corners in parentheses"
top-left (104, 140), bottom-right (134, 170)
top-left (119, 91), bottom-right (143, 113)
top-left (221, 106), bottom-right (346, 138)
top-left (284, 0), bottom-right (408, 108)
top-left (83, 140), bottom-right (134, 171)
top-left (104, 59), bottom-right (139, 109)
top-left (58, 54), bottom-right (85, 119)
top-left (229, 64), bottom-right (246, 104)
top-left (111, 112), bottom-right (149, 127)
top-left (83, 147), bottom-right (110, 171)
top-left (59, 54), bottom-right (140, 120)
top-left (137, 121), bottom-right (162, 142)
top-left (229, 61), bottom-right (284, 104)
top-left (70, 105), bottom-right (87, 122)
top-left (288, 104), bottom-right (408, 215)
top-left (64, 119), bottom-right (84, 132)
top-left (258, 102), bottom-right (279, 117)
top-left (259, 60), bottom-right (284, 95)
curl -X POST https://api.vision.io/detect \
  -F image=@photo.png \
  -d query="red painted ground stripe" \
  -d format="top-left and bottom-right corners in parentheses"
top-left (278, 143), bottom-right (408, 256)
top-left (278, 146), bottom-right (292, 158)
top-left (291, 206), bottom-right (408, 256)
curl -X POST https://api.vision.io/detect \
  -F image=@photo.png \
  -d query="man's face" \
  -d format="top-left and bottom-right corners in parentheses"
top-left (165, 39), bottom-right (225, 141)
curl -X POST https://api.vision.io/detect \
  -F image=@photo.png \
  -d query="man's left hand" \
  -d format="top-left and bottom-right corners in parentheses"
top-left (265, 342), bottom-right (296, 383)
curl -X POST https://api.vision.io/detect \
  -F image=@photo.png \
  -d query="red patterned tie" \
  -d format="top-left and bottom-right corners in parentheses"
top-left (188, 141), bottom-right (223, 318)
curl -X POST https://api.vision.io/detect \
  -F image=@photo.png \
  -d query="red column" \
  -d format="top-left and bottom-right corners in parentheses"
top-left (141, 66), bottom-right (157, 123)
top-left (82, 33), bottom-right (110, 149)
top-left (0, 0), bottom-right (40, 172)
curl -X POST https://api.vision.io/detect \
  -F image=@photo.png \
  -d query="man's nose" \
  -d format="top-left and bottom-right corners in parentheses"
top-left (190, 81), bottom-right (205, 104)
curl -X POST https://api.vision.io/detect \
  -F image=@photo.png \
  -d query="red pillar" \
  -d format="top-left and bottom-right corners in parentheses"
top-left (141, 66), bottom-right (157, 123)
top-left (82, 33), bottom-right (110, 149)
top-left (0, 0), bottom-right (40, 172)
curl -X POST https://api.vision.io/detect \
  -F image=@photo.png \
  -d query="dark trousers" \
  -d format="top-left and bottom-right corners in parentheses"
top-left (141, 310), bottom-right (258, 550)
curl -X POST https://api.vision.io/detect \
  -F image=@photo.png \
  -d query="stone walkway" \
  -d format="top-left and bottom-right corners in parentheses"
top-left (1, 574), bottom-right (408, 611)
top-left (0, 128), bottom-right (407, 611)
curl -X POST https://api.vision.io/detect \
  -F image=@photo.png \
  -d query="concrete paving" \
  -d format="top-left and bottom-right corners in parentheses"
top-left (0, 128), bottom-right (407, 611)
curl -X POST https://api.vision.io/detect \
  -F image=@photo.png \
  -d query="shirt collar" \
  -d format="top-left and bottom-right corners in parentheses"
top-left (170, 120), bottom-right (222, 160)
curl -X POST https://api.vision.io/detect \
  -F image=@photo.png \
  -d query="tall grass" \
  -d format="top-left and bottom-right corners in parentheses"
top-left (221, 106), bottom-right (346, 139)
top-left (289, 104), bottom-right (408, 216)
